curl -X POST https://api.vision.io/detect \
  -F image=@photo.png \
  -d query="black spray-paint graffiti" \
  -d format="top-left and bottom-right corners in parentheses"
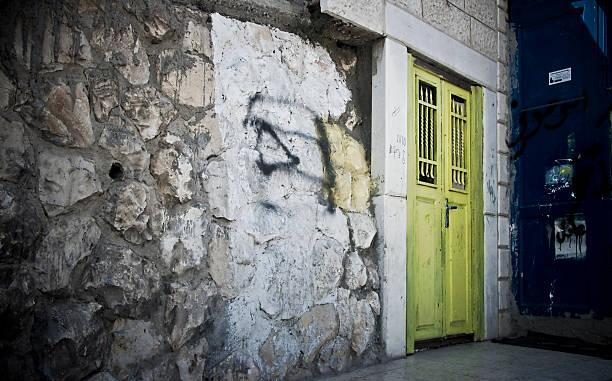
top-left (242, 93), bottom-right (337, 212)
top-left (509, 97), bottom-right (612, 201)
top-left (508, 97), bottom-right (584, 160)
top-left (554, 215), bottom-right (587, 257)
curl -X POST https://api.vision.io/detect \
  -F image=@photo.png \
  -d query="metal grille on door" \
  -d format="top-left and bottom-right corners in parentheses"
top-left (418, 81), bottom-right (438, 184)
top-left (450, 95), bottom-right (468, 190)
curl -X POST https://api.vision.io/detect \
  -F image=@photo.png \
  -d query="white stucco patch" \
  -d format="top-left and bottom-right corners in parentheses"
top-left (211, 14), bottom-right (359, 376)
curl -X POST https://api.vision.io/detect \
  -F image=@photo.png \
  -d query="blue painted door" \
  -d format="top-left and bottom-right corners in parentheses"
top-left (510, 0), bottom-right (612, 318)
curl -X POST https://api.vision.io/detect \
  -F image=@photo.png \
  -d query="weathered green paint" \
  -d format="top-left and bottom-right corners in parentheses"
top-left (443, 82), bottom-right (472, 337)
top-left (406, 61), bottom-right (485, 353)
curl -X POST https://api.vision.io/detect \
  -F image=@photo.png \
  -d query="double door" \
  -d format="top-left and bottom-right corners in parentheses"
top-left (410, 67), bottom-right (474, 341)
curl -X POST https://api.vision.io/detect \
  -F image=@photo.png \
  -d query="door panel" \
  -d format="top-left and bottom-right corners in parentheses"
top-left (445, 202), bottom-right (471, 334)
top-left (415, 196), bottom-right (443, 340)
top-left (414, 69), bottom-right (444, 341)
top-left (444, 84), bottom-right (472, 336)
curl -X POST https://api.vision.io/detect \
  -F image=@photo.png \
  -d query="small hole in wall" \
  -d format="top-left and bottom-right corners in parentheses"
top-left (109, 162), bottom-right (124, 180)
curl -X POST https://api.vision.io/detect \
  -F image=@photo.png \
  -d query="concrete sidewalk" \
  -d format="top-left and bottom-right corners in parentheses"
top-left (318, 342), bottom-right (612, 381)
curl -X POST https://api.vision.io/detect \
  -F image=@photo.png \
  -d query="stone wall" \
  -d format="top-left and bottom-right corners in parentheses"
top-left (0, 1), bottom-right (379, 380)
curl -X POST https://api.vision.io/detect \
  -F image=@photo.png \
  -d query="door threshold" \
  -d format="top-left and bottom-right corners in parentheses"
top-left (415, 333), bottom-right (474, 352)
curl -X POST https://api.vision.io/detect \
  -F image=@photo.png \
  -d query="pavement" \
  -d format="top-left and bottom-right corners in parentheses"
top-left (317, 342), bottom-right (612, 381)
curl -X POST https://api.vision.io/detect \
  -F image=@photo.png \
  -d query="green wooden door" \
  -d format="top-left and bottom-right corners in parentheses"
top-left (412, 67), bottom-right (473, 341)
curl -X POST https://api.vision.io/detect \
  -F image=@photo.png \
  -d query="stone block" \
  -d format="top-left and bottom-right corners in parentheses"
top-left (466, 0), bottom-right (496, 29)
top-left (175, 335), bottom-right (208, 381)
top-left (159, 50), bottom-right (213, 107)
top-left (350, 296), bottom-right (375, 355)
top-left (484, 214), bottom-right (499, 339)
top-left (40, 17), bottom-right (92, 70)
top-left (38, 301), bottom-right (106, 380)
top-left (366, 291), bottom-right (381, 315)
top-left (161, 207), bottom-right (208, 275)
top-left (498, 121), bottom-right (509, 152)
top-left (151, 134), bottom-right (194, 204)
top-left (298, 304), bottom-right (339, 363)
top-left (498, 215), bottom-right (510, 246)
top-left (166, 280), bottom-right (216, 350)
top-left (335, 288), bottom-right (353, 338)
top-left (38, 151), bottom-right (101, 216)
top-left (259, 327), bottom-right (300, 379)
top-left (317, 336), bottom-right (350, 373)
top-left (351, 173), bottom-right (371, 212)
top-left (498, 152), bottom-right (509, 184)
top-left (109, 319), bottom-right (164, 379)
top-left (88, 74), bottom-right (118, 122)
top-left (203, 159), bottom-right (236, 219)
top-left (82, 245), bottom-right (160, 313)
top-left (34, 216), bottom-right (100, 292)
top-left (497, 184), bottom-right (509, 215)
top-left (423, 0), bottom-right (471, 46)
top-left (497, 91), bottom-right (508, 123)
top-left (498, 279), bottom-right (512, 310)
top-left (121, 86), bottom-right (176, 141)
top-left (312, 238), bottom-right (345, 301)
top-left (183, 20), bottom-right (212, 57)
top-left (344, 251), bottom-right (367, 290)
top-left (186, 112), bottom-right (223, 160)
top-left (91, 24), bottom-right (150, 85)
top-left (102, 180), bottom-right (163, 244)
top-left (483, 88), bottom-right (498, 214)
top-left (207, 223), bottom-right (241, 299)
top-left (498, 31), bottom-right (508, 64)
top-left (498, 248), bottom-right (511, 279)
top-left (145, 15), bottom-right (171, 42)
top-left (348, 212), bottom-right (377, 249)
top-left (363, 256), bottom-right (380, 290)
top-left (471, 18), bottom-right (497, 60)
top-left (320, 0), bottom-right (384, 34)
top-left (497, 6), bottom-right (508, 33)
top-left (0, 117), bottom-right (28, 182)
top-left (388, 0), bottom-right (423, 17)
top-left (372, 194), bottom-right (406, 357)
top-left (40, 82), bottom-right (94, 148)
top-left (324, 121), bottom-right (372, 212)
top-left (497, 0), bottom-right (508, 11)
top-left (98, 117), bottom-right (150, 178)
top-left (371, 38), bottom-right (408, 197)
top-left (0, 70), bottom-right (14, 110)
top-left (497, 61), bottom-right (509, 93)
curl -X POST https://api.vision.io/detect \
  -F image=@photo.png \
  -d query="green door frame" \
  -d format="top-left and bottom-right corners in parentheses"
top-left (406, 53), bottom-right (485, 354)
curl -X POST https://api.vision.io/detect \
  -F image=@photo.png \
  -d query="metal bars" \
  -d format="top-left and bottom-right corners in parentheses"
top-left (450, 95), bottom-right (468, 190)
top-left (418, 81), bottom-right (437, 184)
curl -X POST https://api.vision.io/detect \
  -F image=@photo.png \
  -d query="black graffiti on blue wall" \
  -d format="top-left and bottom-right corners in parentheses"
top-left (509, 97), bottom-right (612, 201)
top-left (242, 93), bottom-right (337, 212)
top-left (508, 97), bottom-right (584, 160)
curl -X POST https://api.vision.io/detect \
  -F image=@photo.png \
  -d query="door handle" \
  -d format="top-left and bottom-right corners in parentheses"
top-left (445, 198), bottom-right (457, 228)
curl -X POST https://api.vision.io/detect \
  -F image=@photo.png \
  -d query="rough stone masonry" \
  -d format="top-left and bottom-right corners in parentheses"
top-left (0, 0), bottom-right (379, 379)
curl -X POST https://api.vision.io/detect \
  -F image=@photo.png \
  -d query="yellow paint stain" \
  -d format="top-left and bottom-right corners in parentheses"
top-left (321, 119), bottom-right (373, 213)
